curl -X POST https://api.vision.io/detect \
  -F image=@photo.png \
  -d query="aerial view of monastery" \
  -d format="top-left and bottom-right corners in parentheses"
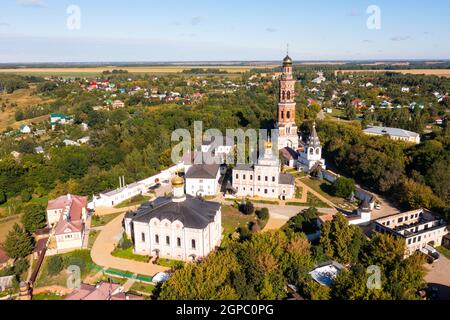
top-left (0, 0), bottom-right (449, 307)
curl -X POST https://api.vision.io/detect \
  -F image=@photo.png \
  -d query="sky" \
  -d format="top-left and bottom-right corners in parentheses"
top-left (0, 0), bottom-right (449, 62)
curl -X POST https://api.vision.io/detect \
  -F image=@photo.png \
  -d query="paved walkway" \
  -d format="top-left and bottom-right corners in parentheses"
top-left (90, 213), bottom-right (169, 277)
top-left (425, 255), bottom-right (450, 300)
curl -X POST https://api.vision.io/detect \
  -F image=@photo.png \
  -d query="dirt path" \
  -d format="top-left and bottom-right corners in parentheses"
top-left (90, 213), bottom-right (169, 277)
top-left (94, 206), bottom-right (139, 216)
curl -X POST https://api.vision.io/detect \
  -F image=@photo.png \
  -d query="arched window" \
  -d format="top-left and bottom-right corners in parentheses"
top-left (287, 91), bottom-right (291, 100)
top-left (281, 111), bottom-right (284, 119)
top-left (309, 148), bottom-right (314, 155)
top-left (286, 111), bottom-right (291, 119)
top-left (282, 91), bottom-right (285, 100)
top-left (191, 239), bottom-right (196, 249)
top-left (316, 148), bottom-right (321, 155)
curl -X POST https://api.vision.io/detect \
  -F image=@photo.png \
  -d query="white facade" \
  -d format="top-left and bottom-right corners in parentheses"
top-left (93, 182), bottom-right (147, 208)
top-left (232, 143), bottom-right (295, 200)
top-left (55, 231), bottom-right (84, 251)
top-left (186, 175), bottom-right (220, 197)
top-left (297, 124), bottom-right (326, 173)
top-left (374, 209), bottom-right (448, 256)
top-left (124, 179), bottom-right (222, 261)
top-left (131, 213), bottom-right (222, 261)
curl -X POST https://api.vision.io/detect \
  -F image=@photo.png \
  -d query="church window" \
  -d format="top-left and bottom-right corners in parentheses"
top-left (316, 148), bottom-right (320, 155)
top-left (141, 233), bottom-right (146, 242)
top-left (243, 174), bottom-right (246, 180)
top-left (155, 234), bottom-right (159, 244)
top-left (166, 236), bottom-right (170, 246)
top-left (265, 176), bottom-right (268, 182)
top-left (177, 238), bottom-right (181, 247)
top-left (287, 91), bottom-right (291, 100)
top-left (287, 111), bottom-right (290, 119)
top-left (258, 176), bottom-right (261, 181)
top-left (309, 148), bottom-right (314, 155)
top-left (281, 111), bottom-right (284, 119)
top-left (236, 174), bottom-right (239, 180)
top-left (192, 240), bottom-right (196, 249)
top-left (264, 189), bottom-right (268, 194)
top-left (272, 177), bottom-right (276, 182)
top-left (250, 175), bottom-right (253, 180)
top-left (282, 91), bottom-right (285, 100)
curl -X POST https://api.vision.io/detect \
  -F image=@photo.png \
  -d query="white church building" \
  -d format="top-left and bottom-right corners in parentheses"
top-left (232, 141), bottom-right (295, 200)
top-left (297, 123), bottom-right (326, 173)
top-left (124, 176), bottom-right (222, 261)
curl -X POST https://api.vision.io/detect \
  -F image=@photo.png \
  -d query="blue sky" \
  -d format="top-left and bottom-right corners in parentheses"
top-left (0, 0), bottom-right (449, 62)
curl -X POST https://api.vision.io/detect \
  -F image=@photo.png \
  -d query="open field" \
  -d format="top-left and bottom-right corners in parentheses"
top-left (337, 69), bottom-right (450, 77)
top-left (0, 215), bottom-right (21, 243)
top-left (0, 86), bottom-right (54, 130)
top-left (0, 65), bottom-right (266, 77)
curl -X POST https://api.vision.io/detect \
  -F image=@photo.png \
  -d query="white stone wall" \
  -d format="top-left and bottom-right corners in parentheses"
top-left (186, 177), bottom-right (219, 197)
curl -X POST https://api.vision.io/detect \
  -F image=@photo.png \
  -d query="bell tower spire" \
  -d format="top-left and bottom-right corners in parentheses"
top-left (276, 50), bottom-right (299, 151)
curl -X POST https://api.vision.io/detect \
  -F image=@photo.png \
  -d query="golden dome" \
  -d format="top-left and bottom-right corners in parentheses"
top-left (172, 175), bottom-right (184, 187)
top-left (265, 140), bottom-right (273, 149)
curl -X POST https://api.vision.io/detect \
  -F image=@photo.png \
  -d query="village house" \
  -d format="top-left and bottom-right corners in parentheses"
top-left (46, 194), bottom-right (88, 251)
top-left (112, 100), bottom-right (125, 109)
top-left (19, 124), bottom-right (31, 134)
top-left (51, 113), bottom-right (73, 130)
top-left (124, 176), bottom-right (222, 261)
top-left (185, 164), bottom-right (221, 197)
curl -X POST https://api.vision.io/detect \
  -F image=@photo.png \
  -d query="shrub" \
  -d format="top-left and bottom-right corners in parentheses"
top-left (239, 201), bottom-right (255, 215)
top-left (20, 190), bottom-right (32, 202)
top-left (119, 233), bottom-right (133, 250)
top-left (47, 255), bottom-right (64, 276)
top-left (13, 258), bottom-right (30, 276)
top-left (257, 208), bottom-right (269, 221)
top-left (332, 177), bottom-right (356, 199)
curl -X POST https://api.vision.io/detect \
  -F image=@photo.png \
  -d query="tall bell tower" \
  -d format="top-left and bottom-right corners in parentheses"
top-left (277, 52), bottom-right (299, 150)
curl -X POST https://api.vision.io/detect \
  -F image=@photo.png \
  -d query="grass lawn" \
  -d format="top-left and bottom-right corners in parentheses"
top-left (252, 199), bottom-right (280, 205)
top-left (88, 230), bottom-right (100, 249)
top-left (305, 193), bottom-right (331, 208)
top-left (35, 250), bottom-right (96, 288)
top-left (157, 258), bottom-right (185, 269)
top-left (221, 205), bottom-right (257, 237)
top-left (301, 177), bottom-right (346, 206)
top-left (32, 292), bottom-right (66, 300)
top-left (114, 195), bottom-right (151, 209)
top-left (436, 246), bottom-right (450, 260)
top-left (130, 282), bottom-right (156, 296)
top-left (91, 212), bottom-right (124, 228)
top-left (111, 247), bottom-right (150, 263)
top-left (29, 196), bottom-right (49, 206)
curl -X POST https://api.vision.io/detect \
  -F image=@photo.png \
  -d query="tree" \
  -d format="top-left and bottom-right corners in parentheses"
top-left (257, 208), bottom-right (269, 221)
top-left (21, 203), bottom-right (47, 234)
top-left (332, 177), bottom-right (356, 199)
top-left (0, 191), bottom-right (6, 205)
top-left (20, 189), bottom-right (32, 202)
top-left (319, 213), bottom-right (365, 264)
top-left (4, 223), bottom-right (34, 259)
top-left (239, 201), bottom-right (255, 215)
top-left (47, 255), bottom-right (64, 276)
top-left (13, 258), bottom-right (30, 277)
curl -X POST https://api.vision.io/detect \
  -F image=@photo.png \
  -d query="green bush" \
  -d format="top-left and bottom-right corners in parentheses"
top-left (20, 190), bottom-right (32, 202)
top-left (239, 201), bottom-right (255, 215)
top-left (13, 258), bottom-right (29, 276)
top-left (332, 177), bottom-right (356, 199)
top-left (47, 255), bottom-right (64, 276)
top-left (257, 208), bottom-right (269, 221)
